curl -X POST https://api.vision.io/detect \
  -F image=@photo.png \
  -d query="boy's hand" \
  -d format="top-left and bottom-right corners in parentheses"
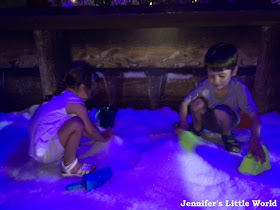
top-left (249, 139), bottom-right (266, 164)
top-left (175, 122), bottom-right (189, 136)
top-left (179, 122), bottom-right (189, 131)
top-left (175, 128), bottom-right (184, 136)
top-left (102, 129), bottom-right (114, 142)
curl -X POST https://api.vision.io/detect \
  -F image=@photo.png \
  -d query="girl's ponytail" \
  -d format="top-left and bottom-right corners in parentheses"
top-left (54, 79), bottom-right (67, 96)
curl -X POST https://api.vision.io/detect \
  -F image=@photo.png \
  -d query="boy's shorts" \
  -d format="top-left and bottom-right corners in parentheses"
top-left (202, 104), bottom-right (239, 134)
top-left (35, 133), bottom-right (65, 164)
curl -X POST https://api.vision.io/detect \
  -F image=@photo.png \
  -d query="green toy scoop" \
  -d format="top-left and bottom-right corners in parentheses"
top-left (238, 145), bottom-right (271, 175)
top-left (179, 131), bottom-right (201, 152)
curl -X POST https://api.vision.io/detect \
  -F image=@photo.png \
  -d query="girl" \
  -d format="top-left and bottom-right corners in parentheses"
top-left (29, 61), bottom-right (113, 177)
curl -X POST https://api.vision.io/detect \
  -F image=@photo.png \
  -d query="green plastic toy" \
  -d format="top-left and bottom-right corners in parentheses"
top-left (238, 145), bottom-right (271, 175)
top-left (179, 131), bottom-right (201, 152)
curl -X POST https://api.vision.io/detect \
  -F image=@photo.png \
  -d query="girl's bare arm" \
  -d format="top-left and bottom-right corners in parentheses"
top-left (66, 103), bottom-right (110, 142)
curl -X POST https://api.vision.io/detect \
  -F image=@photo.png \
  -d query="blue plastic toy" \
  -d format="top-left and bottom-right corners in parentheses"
top-left (67, 167), bottom-right (113, 191)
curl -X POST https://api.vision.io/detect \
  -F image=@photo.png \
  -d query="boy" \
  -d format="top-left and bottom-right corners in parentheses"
top-left (177, 42), bottom-right (265, 163)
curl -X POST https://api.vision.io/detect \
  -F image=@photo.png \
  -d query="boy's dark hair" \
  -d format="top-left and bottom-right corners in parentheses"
top-left (44, 60), bottom-right (100, 101)
top-left (204, 42), bottom-right (238, 72)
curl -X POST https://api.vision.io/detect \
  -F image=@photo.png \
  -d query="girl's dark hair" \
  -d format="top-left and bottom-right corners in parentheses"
top-left (44, 60), bottom-right (99, 101)
top-left (204, 42), bottom-right (238, 72)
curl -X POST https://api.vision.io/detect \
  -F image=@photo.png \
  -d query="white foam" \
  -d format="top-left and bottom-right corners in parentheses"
top-left (0, 106), bottom-right (279, 209)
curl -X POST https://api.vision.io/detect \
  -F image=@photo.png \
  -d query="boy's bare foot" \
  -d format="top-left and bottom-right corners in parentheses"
top-left (221, 134), bottom-right (241, 153)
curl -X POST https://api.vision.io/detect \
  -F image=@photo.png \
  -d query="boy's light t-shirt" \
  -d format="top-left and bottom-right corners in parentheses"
top-left (183, 77), bottom-right (258, 123)
top-left (28, 90), bottom-right (84, 160)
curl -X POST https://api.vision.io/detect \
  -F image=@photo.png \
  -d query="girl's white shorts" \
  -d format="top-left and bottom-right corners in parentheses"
top-left (35, 133), bottom-right (64, 163)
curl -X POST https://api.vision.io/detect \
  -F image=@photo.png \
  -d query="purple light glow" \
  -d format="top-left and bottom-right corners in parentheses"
top-left (0, 107), bottom-right (279, 209)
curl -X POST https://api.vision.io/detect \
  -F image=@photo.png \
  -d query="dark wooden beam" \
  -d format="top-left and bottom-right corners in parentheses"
top-left (1, 4), bottom-right (280, 30)
top-left (94, 67), bottom-right (255, 76)
top-left (34, 30), bottom-right (71, 97)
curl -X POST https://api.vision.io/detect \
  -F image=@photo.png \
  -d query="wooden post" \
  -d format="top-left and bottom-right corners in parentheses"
top-left (145, 70), bottom-right (167, 110)
top-left (253, 25), bottom-right (280, 114)
top-left (0, 71), bottom-right (7, 111)
top-left (34, 30), bottom-right (71, 98)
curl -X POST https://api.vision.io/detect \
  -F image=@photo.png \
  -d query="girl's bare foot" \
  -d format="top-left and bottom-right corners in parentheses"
top-left (62, 159), bottom-right (96, 176)
top-left (66, 162), bottom-right (96, 174)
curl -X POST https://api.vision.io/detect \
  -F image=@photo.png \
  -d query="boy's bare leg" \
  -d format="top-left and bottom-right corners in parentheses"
top-left (213, 109), bottom-right (233, 135)
top-left (190, 98), bottom-right (207, 132)
top-left (58, 116), bottom-right (88, 174)
top-left (214, 109), bottom-right (241, 153)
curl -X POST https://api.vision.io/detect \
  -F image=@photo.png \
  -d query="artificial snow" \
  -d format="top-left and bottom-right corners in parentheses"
top-left (123, 72), bottom-right (146, 79)
top-left (0, 107), bottom-right (279, 209)
top-left (167, 73), bottom-right (193, 82)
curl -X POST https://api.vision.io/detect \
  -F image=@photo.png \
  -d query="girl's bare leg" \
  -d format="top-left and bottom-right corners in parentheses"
top-left (58, 116), bottom-right (93, 173)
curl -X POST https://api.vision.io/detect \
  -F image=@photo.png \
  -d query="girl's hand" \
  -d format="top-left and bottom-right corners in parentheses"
top-left (249, 139), bottom-right (266, 164)
top-left (102, 129), bottom-right (114, 142)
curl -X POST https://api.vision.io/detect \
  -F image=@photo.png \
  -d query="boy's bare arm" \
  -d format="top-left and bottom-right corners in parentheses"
top-left (248, 111), bottom-right (266, 163)
top-left (179, 101), bottom-right (189, 130)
